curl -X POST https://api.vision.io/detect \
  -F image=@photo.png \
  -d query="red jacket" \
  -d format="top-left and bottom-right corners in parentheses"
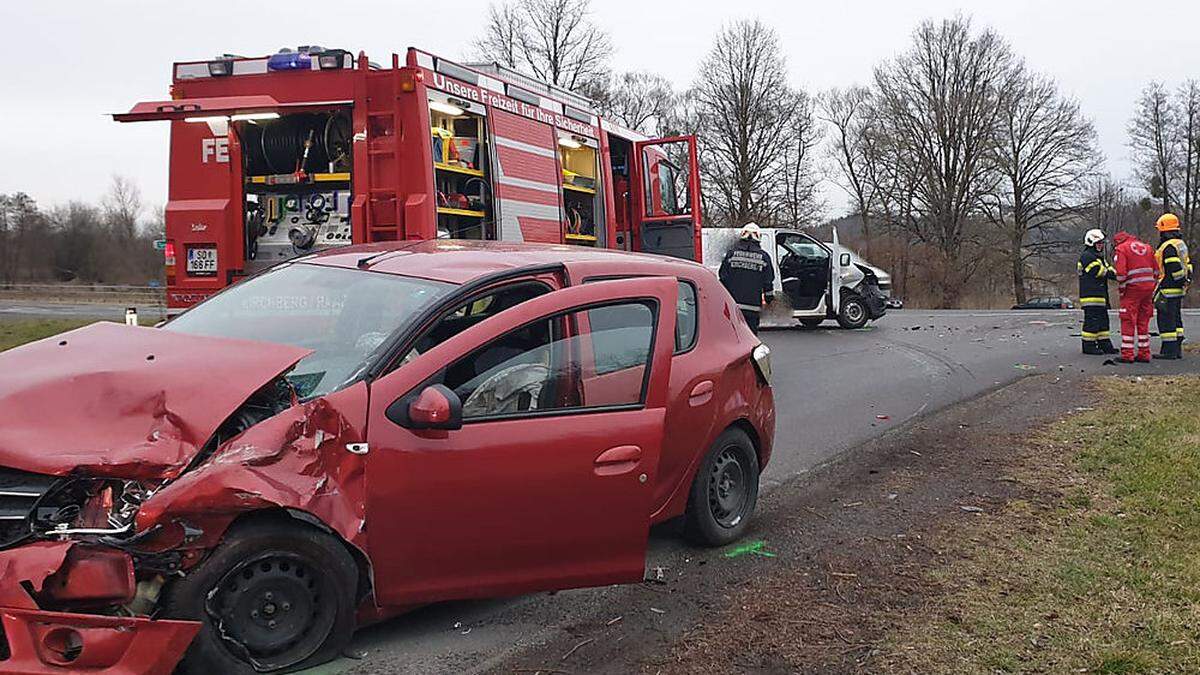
top-left (1113, 231), bottom-right (1157, 291)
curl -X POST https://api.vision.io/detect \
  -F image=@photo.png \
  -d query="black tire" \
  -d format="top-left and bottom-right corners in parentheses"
top-left (163, 518), bottom-right (359, 674)
top-left (684, 427), bottom-right (760, 546)
top-left (799, 318), bottom-right (824, 329)
top-left (836, 295), bottom-right (869, 329)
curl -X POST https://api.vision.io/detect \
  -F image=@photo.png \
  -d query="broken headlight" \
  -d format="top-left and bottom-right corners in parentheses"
top-left (34, 478), bottom-right (160, 536)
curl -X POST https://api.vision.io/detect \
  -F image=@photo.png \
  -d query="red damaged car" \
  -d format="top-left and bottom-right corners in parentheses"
top-left (0, 241), bottom-right (774, 674)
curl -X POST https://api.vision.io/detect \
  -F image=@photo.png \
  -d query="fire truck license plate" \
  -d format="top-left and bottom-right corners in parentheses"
top-left (187, 247), bottom-right (217, 275)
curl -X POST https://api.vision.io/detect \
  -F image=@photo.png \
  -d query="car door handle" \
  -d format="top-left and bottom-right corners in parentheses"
top-left (688, 380), bottom-right (714, 407)
top-left (594, 445), bottom-right (641, 476)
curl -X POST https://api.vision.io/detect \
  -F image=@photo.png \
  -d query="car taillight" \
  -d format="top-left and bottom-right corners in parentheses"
top-left (751, 343), bottom-right (772, 385)
top-left (164, 242), bottom-right (176, 279)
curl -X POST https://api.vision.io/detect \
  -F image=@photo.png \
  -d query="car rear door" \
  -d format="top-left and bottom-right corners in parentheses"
top-left (363, 278), bottom-right (677, 605)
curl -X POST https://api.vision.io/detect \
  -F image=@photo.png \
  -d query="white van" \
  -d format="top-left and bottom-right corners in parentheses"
top-left (702, 227), bottom-right (889, 329)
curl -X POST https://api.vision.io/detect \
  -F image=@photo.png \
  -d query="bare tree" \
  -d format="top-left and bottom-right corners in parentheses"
top-left (780, 90), bottom-right (824, 227)
top-left (867, 17), bottom-right (1018, 306)
top-left (821, 86), bottom-right (877, 246)
top-left (984, 69), bottom-right (1102, 304)
top-left (475, 2), bottom-right (525, 70)
top-left (592, 71), bottom-right (676, 135)
top-left (1176, 80), bottom-right (1200, 240)
top-left (473, 0), bottom-right (612, 91)
top-left (1129, 82), bottom-right (1178, 213)
top-left (692, 19), bottom-right (819, 227)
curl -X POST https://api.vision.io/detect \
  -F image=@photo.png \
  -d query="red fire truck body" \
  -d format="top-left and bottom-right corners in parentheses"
top-left (116, 47), bottom-right (702, 312)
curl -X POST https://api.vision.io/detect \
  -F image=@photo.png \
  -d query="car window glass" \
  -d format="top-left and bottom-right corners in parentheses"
top-left (777, 234), bottom-right (828, 267)
top-left (675, 281), bottom-right (698, 352)
top-left (442, 302), bottom-right (657, 420)
top-left (165, 264), bottom-right (451, 398)
top-left (586, 304), bottom-right (654, 375)
top-left (405, 282), bottom-right (552, 364)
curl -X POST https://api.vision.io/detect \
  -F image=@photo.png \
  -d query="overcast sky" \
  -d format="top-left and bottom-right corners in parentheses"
top-left (2, 0), bottom-right (1197, 217)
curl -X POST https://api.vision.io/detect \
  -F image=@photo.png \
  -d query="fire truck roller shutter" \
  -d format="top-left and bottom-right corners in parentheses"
top-left (490, 109), bottom-right (564, 244)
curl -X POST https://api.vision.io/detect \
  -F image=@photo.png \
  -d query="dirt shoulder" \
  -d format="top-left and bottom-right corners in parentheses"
top-left (487, 372), bottom-right (1133, 674)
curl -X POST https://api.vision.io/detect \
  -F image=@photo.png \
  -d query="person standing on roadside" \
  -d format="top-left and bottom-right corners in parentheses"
top-left (719, 222), bottom-right (775, 334)
top-left (1112, 231), bottom-right (1158, 363)
top-left (1153, 213), bottom-right (1191, 360)
top-left (1078, 228), bottom-right (1117, 355)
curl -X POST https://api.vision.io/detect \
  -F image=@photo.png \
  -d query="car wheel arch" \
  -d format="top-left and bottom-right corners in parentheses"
top-left (212, 507), bottom-right (374, 605)
top-left (726, 418), bottom-right (765, 471)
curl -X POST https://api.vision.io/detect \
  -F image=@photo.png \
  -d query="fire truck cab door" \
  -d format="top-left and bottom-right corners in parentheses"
top-left (632, 136), bottom-right (702, 261)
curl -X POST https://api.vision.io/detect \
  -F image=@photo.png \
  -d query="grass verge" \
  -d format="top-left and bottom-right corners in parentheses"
top-left (0, 318), bottom-right (97, 352)
top-left (883, 376), bottom-right (1200, 674)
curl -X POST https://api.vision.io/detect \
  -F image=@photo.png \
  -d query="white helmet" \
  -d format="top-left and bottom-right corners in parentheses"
top-left (739, 222), bottom-right (762, 240)
top-left (1084, 228), bottom-right (1105, 246)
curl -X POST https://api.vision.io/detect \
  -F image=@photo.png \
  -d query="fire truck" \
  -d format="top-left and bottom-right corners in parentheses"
top-left (115, 46), bottom-right (702, 311)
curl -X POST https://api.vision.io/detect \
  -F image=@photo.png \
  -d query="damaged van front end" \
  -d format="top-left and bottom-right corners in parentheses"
top-left (0, 322), bottom-right (369, 673)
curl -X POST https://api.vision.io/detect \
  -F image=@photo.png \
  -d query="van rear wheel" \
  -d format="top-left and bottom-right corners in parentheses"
top-left (684, 428), bottom-right (760, 546)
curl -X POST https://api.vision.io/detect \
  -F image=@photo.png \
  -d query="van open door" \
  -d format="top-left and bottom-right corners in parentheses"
top-left (632, 136), bottom-right (702, 261)
top-left (829, 227), bottom-right (849, 315)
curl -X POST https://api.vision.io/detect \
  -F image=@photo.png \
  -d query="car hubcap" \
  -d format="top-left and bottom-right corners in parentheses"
top-left (209, 553), bottom-right (334, 669)
top-left (846, 303), bottom-right (864, 323)
top-left (708, 448), bottom-right (747, 528)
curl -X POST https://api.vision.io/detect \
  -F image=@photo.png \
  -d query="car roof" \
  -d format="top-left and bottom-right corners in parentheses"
top-left (300, 239), bottom-right (704, 285)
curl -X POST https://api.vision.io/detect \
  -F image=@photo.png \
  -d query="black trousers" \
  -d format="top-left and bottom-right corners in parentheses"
top-left (1081, 306), bottom-right (1111, 343)
top-left (1156, 295), bottom-right (1183, 352)
top-left (740, 309), bottom-right (760, 334)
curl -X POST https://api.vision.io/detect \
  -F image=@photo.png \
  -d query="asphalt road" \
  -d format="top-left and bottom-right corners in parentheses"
top-left (3, 301), bottom-right (1197, 672)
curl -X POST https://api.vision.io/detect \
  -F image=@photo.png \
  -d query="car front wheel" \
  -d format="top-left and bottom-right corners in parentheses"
top-left (836, 295), bottom-right (869, 329)
top-left (684, 427), bottom-right (760, 546)
top-left (163, 518), bottom-right (359, 674)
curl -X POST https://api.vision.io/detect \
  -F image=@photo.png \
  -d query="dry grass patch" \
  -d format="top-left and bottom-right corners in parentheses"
top-left (882, 376), bottom-right (1200, 674)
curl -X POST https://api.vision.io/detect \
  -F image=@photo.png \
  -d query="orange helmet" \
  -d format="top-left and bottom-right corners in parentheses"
top-left (1156, 213), bottom-right (1181, 232)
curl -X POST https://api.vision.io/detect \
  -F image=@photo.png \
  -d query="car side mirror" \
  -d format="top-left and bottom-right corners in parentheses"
top-left (839, 253), bottom-right (851, 267)
top-left (387, 384), bottom-right (463, 431)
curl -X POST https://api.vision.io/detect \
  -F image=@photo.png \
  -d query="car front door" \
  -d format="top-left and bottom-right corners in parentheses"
top-left (363, 277), bottom-right (678, 606)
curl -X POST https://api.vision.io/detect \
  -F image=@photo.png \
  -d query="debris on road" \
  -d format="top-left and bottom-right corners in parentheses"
top-left (649, 607), bottom-right (666, 614)
top-left (606, 616), bottom-right (623, 626)
top-left (875, 414), bottom-right (891, 420)
top-left (959, 505), bottom-right (985, 513)
top-left (561, 637), bottom-right (595, 661)
top-left (1014, 363), bottom-right (1037, 370)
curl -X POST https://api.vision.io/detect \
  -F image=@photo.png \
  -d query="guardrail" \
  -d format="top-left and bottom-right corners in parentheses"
top-left (0, 283), bottom-right (166, 305)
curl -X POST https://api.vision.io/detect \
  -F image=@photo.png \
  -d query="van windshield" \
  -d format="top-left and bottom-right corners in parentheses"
top-left (165, 264), bottom-right (453, 398)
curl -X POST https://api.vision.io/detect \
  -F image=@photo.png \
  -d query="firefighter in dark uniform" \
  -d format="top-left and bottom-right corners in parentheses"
top-left (719, 222), bottom-right (775, 333)
top-left (1078, 228), bottom-right (1117, 355)
top-left (1154, 213), bottom-right (1191, 360)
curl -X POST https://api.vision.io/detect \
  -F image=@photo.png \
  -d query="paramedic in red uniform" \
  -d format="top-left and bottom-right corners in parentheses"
top-left (719, 223), bottom-right (775, 334)
top-left (1112, 231), bottom-right (1158, 363)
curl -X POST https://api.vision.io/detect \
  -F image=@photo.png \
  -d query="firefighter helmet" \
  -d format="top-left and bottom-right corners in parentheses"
top-left (1084, 228), bottom-right (1106, 246)
top-left (1156, 213), bottom-right (1181, 232)
top-left (739, 222), bottom-right (762, 240)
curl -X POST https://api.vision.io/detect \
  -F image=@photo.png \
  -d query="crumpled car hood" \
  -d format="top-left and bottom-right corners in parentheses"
top-left (0, 322), bottom-right (311, 480)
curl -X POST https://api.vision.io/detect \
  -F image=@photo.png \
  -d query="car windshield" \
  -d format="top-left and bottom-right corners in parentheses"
top-left (165, 264), bottom-right (453, 398)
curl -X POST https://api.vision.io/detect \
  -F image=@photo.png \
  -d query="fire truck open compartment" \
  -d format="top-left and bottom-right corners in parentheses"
top-left (240, 108), bottom-right (355, 273)
top-left (429, 96), bottom-right (493, 239)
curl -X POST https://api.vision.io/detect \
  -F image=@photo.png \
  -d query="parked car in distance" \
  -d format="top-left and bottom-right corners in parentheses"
top-left (0, 240), bottom-right (775, 674)
top-left (885, 297), bottom-right (904, 309)
top-left (1012, 296), bottom-right (1075, 310)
